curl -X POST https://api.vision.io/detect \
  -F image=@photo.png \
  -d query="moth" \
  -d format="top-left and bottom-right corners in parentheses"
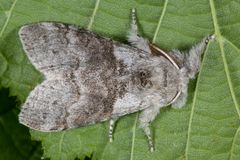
top-left (18, 8), bottom-right (214, 152)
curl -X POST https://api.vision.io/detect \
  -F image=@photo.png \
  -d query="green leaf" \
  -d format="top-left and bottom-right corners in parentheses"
top-left (0, 0), bottom-right (240, 160)
top-left (0, 52), bottom-right (7, 78)
top-left (0, 88), bottom-right (43, 160)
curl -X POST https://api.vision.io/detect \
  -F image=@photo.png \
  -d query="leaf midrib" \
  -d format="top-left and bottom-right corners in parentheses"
top-left (184, 1), bottom-right (240, 159)
top-left (184, 0), bottom-right (240, 159)
top-left (209, 0), bottom-right (240, 119)
top-left (184, 31), bottom-right (211, 160)
top-left (210, 1), bottom-right (240, 159)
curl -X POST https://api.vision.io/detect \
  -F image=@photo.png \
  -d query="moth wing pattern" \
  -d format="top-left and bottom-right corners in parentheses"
top-left (19, 22), bottom-right (112, 78)
top-left (19, 79), bottom-right (78, 131)
top-left (19, 22), bottom-right (117, 131)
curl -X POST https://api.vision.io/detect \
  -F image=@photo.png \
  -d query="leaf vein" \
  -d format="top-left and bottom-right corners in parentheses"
top-left (58, 131), bottom-right (66, 155)
top-left (184, 38), bottom-right (211, 160)
top-left (87, 0), bottom-right (101, 30)
top-left (210, 2), bottom-right (240, 160)
top-left (223, 37), bottom-right (240, 51)
top-left (209, 0), bottom-right (240, 119)
top-left (130, 112), bottom-right (139, 160)
top-left (152, 0), bottom-right (169, 43)
top-left (229, 126), bottom-right (240, 160)
top-left (0, 0), bottom-right (18, 38)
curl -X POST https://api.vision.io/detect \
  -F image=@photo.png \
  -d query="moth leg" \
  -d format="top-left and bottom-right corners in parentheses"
top-left (139, 105), bottom-right (161, 152)
top-left (172, 35), bottom-right (215, 108)
top-left (185, 34), bottom-right (215, 79)
top-left (109, 118), bottom-right (118, 142)
top-left (171, 70), bottom-right (189, 109)
top-left (127, 8), bottom-right (151, 53)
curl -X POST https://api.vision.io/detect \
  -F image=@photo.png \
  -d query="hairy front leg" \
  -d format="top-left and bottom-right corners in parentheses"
top-left (139, 105), bottom-right (162, 152)
top-left (127, 8), bottom-right (151, 53)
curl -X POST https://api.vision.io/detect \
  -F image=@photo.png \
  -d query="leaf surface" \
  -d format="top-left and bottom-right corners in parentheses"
top-left (0, 88), bottom-right (42, 160)
top-left (0, 0), bottom-right (240, 160)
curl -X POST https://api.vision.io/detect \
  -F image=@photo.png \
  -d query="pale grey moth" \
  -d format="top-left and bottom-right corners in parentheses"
top-left (18, 8), bottom-right (215, 152)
